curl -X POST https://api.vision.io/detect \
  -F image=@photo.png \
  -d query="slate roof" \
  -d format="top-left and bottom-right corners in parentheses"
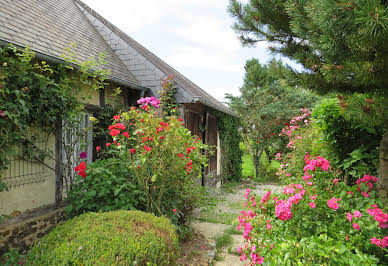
top-left (0, 0), bottom-right (235, 116)
top-left (0, 0), bottom-right (138, 86)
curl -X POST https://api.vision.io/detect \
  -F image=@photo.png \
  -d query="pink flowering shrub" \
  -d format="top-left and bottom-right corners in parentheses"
top-left (238, 158), bottom-right (387, 264)
top-left (276, 109), bottom-right (334, 184)
top-left (236, 111), bottom-right (387, 265)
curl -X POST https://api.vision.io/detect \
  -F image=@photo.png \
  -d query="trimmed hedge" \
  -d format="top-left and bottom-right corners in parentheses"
top-left (27, 210), bottom-right (179, 265)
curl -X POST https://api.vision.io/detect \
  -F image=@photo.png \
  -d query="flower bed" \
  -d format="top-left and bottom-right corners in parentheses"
top-left (236, 110), bottom-right (388, 265)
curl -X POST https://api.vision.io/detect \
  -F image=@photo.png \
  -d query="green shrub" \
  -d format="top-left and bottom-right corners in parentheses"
top-left (66, 157), bottom-right (146, 217)
top-left (27, 210), bottom-right (179, 265)
top-left (312, 95), bottom-right (386, 184)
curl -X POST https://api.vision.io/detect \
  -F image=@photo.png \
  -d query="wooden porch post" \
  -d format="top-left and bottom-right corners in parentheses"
top-left (55, 122), bottom-right (63, 204)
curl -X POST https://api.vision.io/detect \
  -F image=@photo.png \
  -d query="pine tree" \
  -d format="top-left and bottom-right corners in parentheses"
top-left (228, 0), bottom-right (388, 93)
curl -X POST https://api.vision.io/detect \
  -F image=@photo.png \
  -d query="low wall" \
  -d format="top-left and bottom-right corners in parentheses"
top-left (0, 204), bottom-right (66, 255)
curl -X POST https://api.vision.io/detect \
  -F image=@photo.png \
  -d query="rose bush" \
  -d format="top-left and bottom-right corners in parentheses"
top-left (67, 97), bottom-right (209, 228)
top-left (236, 112), bottom-right (387, 265)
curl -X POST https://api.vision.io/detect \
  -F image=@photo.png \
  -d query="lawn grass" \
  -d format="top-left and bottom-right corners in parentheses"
top-left (240, 142), bottom-right (281, 182)
top-left (242, 152), bottom-right (255, 178)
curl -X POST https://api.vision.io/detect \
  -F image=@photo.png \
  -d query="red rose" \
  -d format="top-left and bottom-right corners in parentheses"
top-left (144, 145), bottom-right (152, 152)
top-left (78, 170), bottom-right (87, 178)
top-left (109, 129), bottom-right (121, 137)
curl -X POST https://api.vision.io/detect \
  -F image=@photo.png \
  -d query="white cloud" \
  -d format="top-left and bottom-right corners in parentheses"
top-left (167, 45), bottom-right (241, 73)
top-left (82, 0), bottom-right (229, 32)
top-left (206, 86), bottom-right (241, 102)
top-left (170, 16), bottom-right (241, 52)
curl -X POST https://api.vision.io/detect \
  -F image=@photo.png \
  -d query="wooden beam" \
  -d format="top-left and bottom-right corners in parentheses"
top-left (54, 122), bottom-right (63, 204)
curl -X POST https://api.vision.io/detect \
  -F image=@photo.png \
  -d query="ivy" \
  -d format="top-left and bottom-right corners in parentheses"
top-left (212, 111), bottom-right (243, 182)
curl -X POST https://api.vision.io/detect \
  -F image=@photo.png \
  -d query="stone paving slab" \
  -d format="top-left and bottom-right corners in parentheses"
top-left (191, 221), bottom-right (231, 239)
top-left (215, 234), bottom-right (246, 266)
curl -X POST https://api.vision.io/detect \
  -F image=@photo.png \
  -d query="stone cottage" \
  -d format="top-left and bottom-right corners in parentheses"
top-left (0, 0), bottom-right (236, 252)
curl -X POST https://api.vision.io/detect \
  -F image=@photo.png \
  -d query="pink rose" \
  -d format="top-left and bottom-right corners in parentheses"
top-left (346, 213), bottom-right (353, 222)
top-left (352, 223), bottom-right (361, 231)
top-left (353, 210), bottom-right (362, 218)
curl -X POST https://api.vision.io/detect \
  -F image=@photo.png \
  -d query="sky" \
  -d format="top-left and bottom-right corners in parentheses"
top-left (82, 0), bottom-right (297, 102)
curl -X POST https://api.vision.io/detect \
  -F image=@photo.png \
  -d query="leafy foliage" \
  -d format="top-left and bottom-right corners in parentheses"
top-left (27, 210), bottom-right (179, 265)
top-left (1, 249), bottom-right (25, 266)
top-left (66, 157), bottom-right (146, 216)
top-left (241, 162), bottom-right (387, 264)
top-left (159, 75), bottom-right (179, 116)
top-left (237, 112), bottom-right (388, 265)
top-left (239, 111), bottom-right (388, 265)
top-left (313, 94), bottom-right (387, 184)
top-left (0, 46), bottom-right (75, 174)
top-left (67, 102), bottom-right (209, 228)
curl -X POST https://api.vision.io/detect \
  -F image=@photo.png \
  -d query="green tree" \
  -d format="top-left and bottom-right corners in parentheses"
top-left (228, 0), bottom-right (388, 198)
top-left (226, 59), bottom-right (317, 178)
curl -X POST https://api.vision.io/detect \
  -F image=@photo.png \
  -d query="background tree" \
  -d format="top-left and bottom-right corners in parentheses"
top-left (228, 0), bottom-right (388, 197)
top-left (226, 59), bottom-right (317, 178)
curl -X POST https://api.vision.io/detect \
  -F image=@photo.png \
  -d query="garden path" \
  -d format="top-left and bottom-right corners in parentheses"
top-left (190, 181), bottom-right (282, 265)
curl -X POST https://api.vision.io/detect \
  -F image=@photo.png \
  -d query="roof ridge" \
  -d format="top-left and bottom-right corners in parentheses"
top-left (73, 0), bottom-right (235, 116)
top-left (73, 0), bottom-right (197, 97)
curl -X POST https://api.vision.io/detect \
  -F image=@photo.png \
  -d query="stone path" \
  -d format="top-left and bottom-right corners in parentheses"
top-left (190, 181), bottom-right (282, 265)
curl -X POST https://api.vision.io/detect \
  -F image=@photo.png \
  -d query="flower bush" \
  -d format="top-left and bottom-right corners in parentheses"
top-left (67, 97), bottom-right (209, 228)
top-left (236, 113), bottom-right (388, 265)
top-left (66, 157), bottom-right (145, 216)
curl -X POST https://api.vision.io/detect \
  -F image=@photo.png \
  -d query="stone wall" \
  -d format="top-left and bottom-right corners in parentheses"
top-left (0, 204), bottom-right (66, 254)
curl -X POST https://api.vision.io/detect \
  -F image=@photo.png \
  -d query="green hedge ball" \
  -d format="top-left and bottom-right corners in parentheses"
top-left (27, 210), bottom-right (179, 265)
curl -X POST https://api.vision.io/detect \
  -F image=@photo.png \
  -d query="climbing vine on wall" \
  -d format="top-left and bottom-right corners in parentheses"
top-left (212, 110), bottom-right (242, 182)
top-left (0, 44), bottom-right (109, 191)
top-left (159, 75), bottom-right (179, 116)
